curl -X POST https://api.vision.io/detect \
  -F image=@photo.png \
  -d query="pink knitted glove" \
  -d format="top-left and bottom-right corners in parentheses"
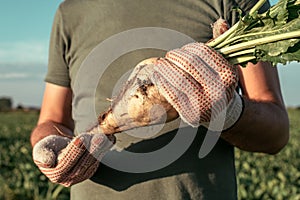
top-left (32, 131), bottom-right (115, 187)
top-left (152, 42), bottom-right (243, 131)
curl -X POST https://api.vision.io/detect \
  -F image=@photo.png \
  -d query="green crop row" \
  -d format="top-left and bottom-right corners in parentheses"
top-left (0, 111), bottom-right (69, 200)
top-left (235, 108), bottom-right (300, 200)
top-left (0, 109), bottom-right (299, 199)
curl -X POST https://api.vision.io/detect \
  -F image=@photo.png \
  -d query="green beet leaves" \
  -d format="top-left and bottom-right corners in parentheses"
top-left (210, 0), bottom-right (300, 66)
top-left (254, 0), bottom-right (300, 65)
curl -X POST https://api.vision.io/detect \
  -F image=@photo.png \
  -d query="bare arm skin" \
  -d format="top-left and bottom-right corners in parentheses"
top-left (30, 83), bottom-right (74, 147)
top-left (221, 62), bottom-right (290, 154)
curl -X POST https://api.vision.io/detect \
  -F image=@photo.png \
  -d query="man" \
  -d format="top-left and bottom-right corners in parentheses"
top-left (31, 0), bottom-right (289, 199)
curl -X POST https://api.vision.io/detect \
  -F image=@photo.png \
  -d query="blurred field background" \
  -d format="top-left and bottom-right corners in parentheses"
top-left (0, 109), bottom-right (299, 200)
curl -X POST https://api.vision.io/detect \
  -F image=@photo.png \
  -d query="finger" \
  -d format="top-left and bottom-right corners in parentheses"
top-left (181, 42), bottom-right (238, 87)
top-left (152, 70), bottom-right (203, 127)
top-left (62, 161), bottom-right (100, 187)
top-left (183, 44), bottom-right (241, 119)
top-left (182, 43), bottom-right (239, 110)
top-left (188, 44), bottom-right (238, 103)
top-left (165, 47), bottom-right (231, 123)
top-left (62, 133), bottom-right (115, 182)
top-left (165, 48), bottom-right (223, 93)
top-left (61, 133), bottom-right (114, 185)
top-left (181, 43), bottom-right (228, 72)
top-left (168, 47), bottom-right (232, 106)
top-left (154, 58), bottom-right (209, 120)
top-left (61, 152), bottom-right (100, 187)
top-left (33, 142), bottom-right (56, 168)
top-left (89, 133), bottom-right (115, 160)
top-left (33, 135), bottom-right (70, 168)
top-left (154, 58), bottom-right (203, 98)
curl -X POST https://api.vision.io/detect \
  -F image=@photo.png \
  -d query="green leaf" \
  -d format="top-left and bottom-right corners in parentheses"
top-left (253, 14), bottom-right (300, 65)
top-left (255, 41), bottom-right (300, 65)
top-left (287, 0), bottom-right (300, 21)
top-left (215, 0), bottom-right (300, 65)
top-left (268, 0), bottom-right (289, 23)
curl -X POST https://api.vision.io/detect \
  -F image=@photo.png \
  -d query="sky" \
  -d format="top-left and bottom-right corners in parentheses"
top-left (0, 0), bottom-right (299, 107)
top-left (0, 0), bottom-right (62, 107)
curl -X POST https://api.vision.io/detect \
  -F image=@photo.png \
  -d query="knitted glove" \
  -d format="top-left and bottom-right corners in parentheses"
top-left (151, 42), bottom-right (243, 131)
top-left (32, 130), bottom-right (115, 187)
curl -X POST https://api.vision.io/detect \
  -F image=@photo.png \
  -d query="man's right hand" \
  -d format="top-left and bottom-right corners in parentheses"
top-left (32, 130), bottom-right (115, 187)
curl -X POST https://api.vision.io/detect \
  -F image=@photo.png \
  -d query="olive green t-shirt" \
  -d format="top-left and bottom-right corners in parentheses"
top-left (45, 0), bottom-right (269, 199)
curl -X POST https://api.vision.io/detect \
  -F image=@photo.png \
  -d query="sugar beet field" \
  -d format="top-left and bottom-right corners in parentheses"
top-left (0, 109), bottom-right (299, 200)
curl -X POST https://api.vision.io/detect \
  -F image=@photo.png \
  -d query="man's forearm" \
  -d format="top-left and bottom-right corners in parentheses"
top-left (221, 97), bottom-right (289, 154)
top-left (30, 121), bottom-right (74, 147)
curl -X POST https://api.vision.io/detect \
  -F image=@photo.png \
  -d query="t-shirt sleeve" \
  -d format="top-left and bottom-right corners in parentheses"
top-left (45, 5), bottom-right (71, 87)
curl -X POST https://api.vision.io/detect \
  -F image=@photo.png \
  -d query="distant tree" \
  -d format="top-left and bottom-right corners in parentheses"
top-left (16, 104), bottom-right (24, 110)
top-left (0, 97), bottom-right (12, 111)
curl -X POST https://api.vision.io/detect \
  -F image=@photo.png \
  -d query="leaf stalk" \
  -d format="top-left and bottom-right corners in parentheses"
top-left (219, 30), bottom-right (300, 55)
